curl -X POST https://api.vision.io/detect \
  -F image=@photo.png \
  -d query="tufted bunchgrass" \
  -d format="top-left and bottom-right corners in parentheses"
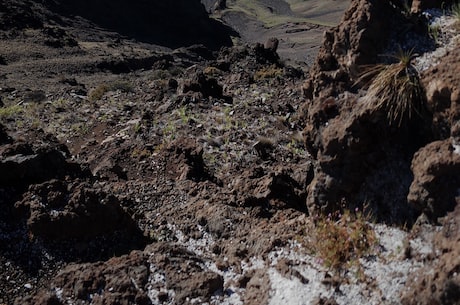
top-left (356, 48), bottom-right (425, 127)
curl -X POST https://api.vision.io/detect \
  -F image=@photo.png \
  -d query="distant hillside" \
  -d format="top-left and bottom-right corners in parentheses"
top-left (0, 0), bottom-right (236, 50)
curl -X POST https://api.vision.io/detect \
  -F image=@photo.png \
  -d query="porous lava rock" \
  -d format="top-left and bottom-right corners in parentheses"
top-left (18, 250), bottom-right (151, 305)
top-left (181, 72), bottom-right (223, 98)
top-left (228, 164), bottom-right (312, 212)
top-left (408, 139), bottom-right (460, 220)
top-left (303, 0), bottom-right (394, 98)
top-left (15, 179), bottom-right (140, 240)
top-left (163, 138), bottom-right (213, 182)
top-left (421, 46), bottom-right (460, 141)
top-left (301, 0), bottom-right (437, 223)
top-left (0, 128), bottom-right (86, 187)
top-left (147, 243), bottom-right (224, 304)
top-left (401, 203), bottom-right (460, 305)
top-left (407, 47), bottom-right (460, 221)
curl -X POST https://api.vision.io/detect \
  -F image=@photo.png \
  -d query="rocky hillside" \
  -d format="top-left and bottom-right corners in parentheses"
top-left (0, 0), bottom-right (459, 304)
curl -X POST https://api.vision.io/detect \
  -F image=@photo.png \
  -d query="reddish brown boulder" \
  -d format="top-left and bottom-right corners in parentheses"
top-left (18, 251), bottom-right (151, 305)
top-left (421, 47), bottom-right (460, 140)
top-left (408, 140), bottom-right (460, 220)
top-left (15, 179), bottom-right (141, 240)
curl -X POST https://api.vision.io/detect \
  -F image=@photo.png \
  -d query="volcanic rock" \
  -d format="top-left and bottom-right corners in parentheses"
top-left (303, 0), bottom-right (394, 98)
top-left (402, 203), bottom-right (460, 305)
top-left (408, 139), bottom-right (460, 220)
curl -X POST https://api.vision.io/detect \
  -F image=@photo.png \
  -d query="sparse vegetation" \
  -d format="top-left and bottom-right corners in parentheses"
top-left (0, 104), bottom-right (23, 118)
top-left (428, 23), bottom-right (441, 44)
top-left (357, 48), bottom-right (425, 126)
top-left (314, 207), bottom-right (378, 271)
top-left (88, 80), bottom-right (134, 101)
top-left (254, 65), bottom-right (283, 80)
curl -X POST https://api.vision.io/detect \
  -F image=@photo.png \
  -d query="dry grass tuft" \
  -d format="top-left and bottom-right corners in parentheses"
top-left (88, 80), bottom-right (134, 101)
top-left (254, 65), bottom-right (283, 80)
top-left (314, 207), bottom-right (378, 271)
top-left (357, 48), bottom-right (425, 126)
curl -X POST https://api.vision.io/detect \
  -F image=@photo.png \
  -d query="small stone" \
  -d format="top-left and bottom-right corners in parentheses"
top-left (24, 283), bottom-right (33, 289)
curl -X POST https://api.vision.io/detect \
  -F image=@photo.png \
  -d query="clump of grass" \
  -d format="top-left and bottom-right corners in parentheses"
top-left (357, 48), bottom-right (425, 127)
top-left (428, 23), bottom-right (441, 44)
top-left (203, 66), bottom-right (223, 76)
top-left (452, 2), bottom-right (460, 19)
top-left (0, 104), bottom-right (23, 118)
top-left (254, 65), bottom-right (283, 80)
top-left (88, 80), bottom-right (134, 101)
top-left (452, 1), bottom-right (460, 29)
top-left (314, 207), bottom-right (378, 271)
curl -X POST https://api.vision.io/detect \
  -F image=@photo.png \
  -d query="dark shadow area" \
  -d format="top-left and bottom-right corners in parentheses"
top-left (43, 0), bottom-right (238, 50)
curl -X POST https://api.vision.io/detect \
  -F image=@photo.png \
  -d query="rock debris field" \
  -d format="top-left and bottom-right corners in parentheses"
top-left (0, 0), bottom-right (459, 304)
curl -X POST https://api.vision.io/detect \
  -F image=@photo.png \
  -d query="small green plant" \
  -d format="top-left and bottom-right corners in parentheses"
top-left (314, 207), bottom-right (378, 271)
top-left (0, 104), bottom-right (23, 118)
top-left (287, 138), bottom-right (305, 156)
top-left (176, 105), bottom-right (192, 124)
top-left (428, 23), bottom-right (441, 44)
top-left (162, 121), bottom-right (176, 143)
top-left (357, 48), bottom-right (425, 126)
top-left (133, 122), bottom-right (142, 134)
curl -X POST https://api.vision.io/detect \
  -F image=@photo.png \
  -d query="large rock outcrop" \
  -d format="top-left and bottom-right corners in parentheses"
top-left (302, 0), bottom-right (459, 224)
top-left (303, 0), bottom-right (393, 98)
top-left (407, 44), bottom-right (460, 220)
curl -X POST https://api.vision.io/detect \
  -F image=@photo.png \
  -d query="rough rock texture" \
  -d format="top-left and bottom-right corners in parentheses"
top-left (181, 72), bottom-right (224, 98)
top-left (147, 243), bottom-right (224, 304)
top-left (408, 140), bottom-right (460, 220)
top-left (301, 0), bottom-right (427, 222)
top-left (0, 129), bottom-right (85, 187)
top-left (19, 244), bottom-right (225, 305)
top-left (227, 164), bottom-right (312, 212)
top-left (402, 203), bottom-right (460, 305)
top-left (2, 0), bottom-right (460, 303)
top-left (407, 47), bottom-right (460, 221)
top-left (163, 138), bottom-right (215, 182)
top-left (18, 251), bottom-right (151, 305)
top-left (301, 0), bottom-right (460, 224)
top-left (421, 46), bottom-right (460, 141)
top-left (16, 179), bottom-right (141, 240)
top-left (303, 0), bottom-right (393, 98)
